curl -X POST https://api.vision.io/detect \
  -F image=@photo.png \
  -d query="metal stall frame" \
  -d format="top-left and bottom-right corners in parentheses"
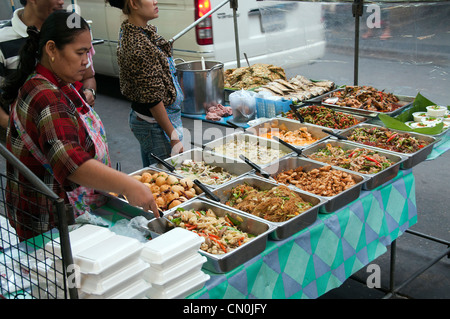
top-left (0, 143), bottom-right (77, 299)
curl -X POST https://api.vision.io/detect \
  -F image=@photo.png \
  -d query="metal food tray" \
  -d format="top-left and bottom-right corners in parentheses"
top-left (338, 123), bottom-right (438, 169)
top-left (152, 148), bottom-right (253, 189)
top-left (101, 167), bottom-right (201, 215)
top-left (262, 156), bottom-right (367, 214)
top-left (147, 198), bottom-right (276, 273)
top-left (308, 88), bottom-right (414, 118)
top-left (205, 175), bottom-right (326, 240)
top-left (245, 117), bottom-right (331, 148)
top-left (291, 103), bottom-right (371, 132)
top-left (203, 131), bottom-right (294, 168)
top-left (301, 139), bottom-right (406, 190)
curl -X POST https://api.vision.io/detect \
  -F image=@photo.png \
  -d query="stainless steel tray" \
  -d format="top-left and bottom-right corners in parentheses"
top-left (152, 148), bottom-right (253, 189)
top-left (102, 167), bottom-right (201, 215)
top-left (205, 175), bottom-right (326, 240)
top-left (308, 88), bottom-right (414, 118)
top-left (291, 103), bottom-right (371, 132)
top-left (262, 156), bottom-right (367, 214)
top-left (245, 118), bottom-right (331, 148)
top-left (203, 131), bottom-right (294, 168)
top-left (301, 139), bottom-right (406, 190)
top-left (338, 123), bottom-right (438, 169)
top-left (147, 198), bottom-right (276, 273)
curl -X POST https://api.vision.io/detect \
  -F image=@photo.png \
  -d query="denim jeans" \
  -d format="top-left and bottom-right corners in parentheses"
top-left (128, 110), bottom-right (172, 167)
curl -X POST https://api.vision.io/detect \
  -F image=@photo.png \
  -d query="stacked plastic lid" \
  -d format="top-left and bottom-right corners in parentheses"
top-left (46, 225), bottom-right (151, 299)
top-left (141, 227), bottom-right (209, 299)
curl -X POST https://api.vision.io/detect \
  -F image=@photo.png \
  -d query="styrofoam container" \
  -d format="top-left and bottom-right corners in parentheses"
top-left (80, 259), bottom-right (149, 294)
top-left (147, 270), bottom-right (210, 299)
top-left (140, 228), bottom-right (204, 270)
top-left (144, 254), bottom-right (207, 286)
top-left (45, 225), bottom-right (115, 258)
top-left (80, 276), bottom-right (145, 299)
top-left (110, 279), bottom-right (151, 299)
top-left (74, 234), bottom-right (143, 275)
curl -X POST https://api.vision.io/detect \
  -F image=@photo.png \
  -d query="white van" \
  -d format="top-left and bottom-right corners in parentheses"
top-left (74, 0), bottom-right (326, 77)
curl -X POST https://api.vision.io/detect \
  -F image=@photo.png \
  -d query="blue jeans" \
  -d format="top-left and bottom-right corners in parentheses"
top-left (129, 110), bottom-right (172, 167)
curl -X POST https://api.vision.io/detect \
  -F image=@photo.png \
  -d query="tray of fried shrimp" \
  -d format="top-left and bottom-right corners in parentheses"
top-left (202, 175), bottom-right (327, 240)
top-left (148, 198), bottom-right (276, 273)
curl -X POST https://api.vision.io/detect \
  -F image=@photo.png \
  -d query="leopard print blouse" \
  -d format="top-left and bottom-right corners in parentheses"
top-left (117, 20), bottom-right (176, 107)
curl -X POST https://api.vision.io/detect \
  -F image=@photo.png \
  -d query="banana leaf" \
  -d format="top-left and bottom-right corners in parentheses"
top-left (379, 93), bottom-right (449, 135)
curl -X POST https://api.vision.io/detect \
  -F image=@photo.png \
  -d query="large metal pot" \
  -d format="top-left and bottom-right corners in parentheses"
top-left (175, 60), bottom-right (224, 115)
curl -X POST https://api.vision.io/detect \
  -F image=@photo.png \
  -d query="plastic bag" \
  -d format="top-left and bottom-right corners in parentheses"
top-left (229, 90), bottom-right (256, 122)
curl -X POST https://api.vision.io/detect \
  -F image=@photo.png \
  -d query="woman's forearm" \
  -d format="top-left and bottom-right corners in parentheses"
top-left (67, 159), bottom-right (159, 214)
top-left (68, 159), bottom-right (130, 194)
top-left (150, 101), bottom-right (179, 142)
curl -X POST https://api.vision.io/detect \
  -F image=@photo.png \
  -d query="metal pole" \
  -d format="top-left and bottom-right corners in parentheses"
top-left (230, 0), bottom-right (241, 68)
top-left (55, 199), bottom-right (78, 299)
top-left (352, 0), bottom-right (364, 86)
top-left (170, 0), bottom-right (231, 43)
top-left (388, 239), bottom-right (397, 296)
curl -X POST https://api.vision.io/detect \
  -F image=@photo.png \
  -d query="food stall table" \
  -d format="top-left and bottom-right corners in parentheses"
top-left (185, 169), bottom-right (417, 299)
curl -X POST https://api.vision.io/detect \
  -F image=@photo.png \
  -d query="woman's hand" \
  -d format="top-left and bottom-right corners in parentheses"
top-left (123, 179), bottom-right (160, 217)
top-left (170, 139), bottom-right (184, 155)
top-left (68, 159), bottom-right (161, 217)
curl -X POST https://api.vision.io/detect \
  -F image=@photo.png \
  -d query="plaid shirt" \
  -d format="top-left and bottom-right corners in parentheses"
top-left (6, 64), bottom-right (95, 240)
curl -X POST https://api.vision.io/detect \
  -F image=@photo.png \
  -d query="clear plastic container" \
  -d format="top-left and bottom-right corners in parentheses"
top-left (140, 228), bottom-right (204, 270)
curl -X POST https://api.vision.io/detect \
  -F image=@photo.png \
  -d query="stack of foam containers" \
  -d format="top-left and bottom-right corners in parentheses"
top-left (45, 224), bottom-right (151, 299)
top-left (140, 227), bottom-right (210, 299)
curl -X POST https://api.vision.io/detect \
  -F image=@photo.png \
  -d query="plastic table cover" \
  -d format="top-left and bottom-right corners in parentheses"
top-left (187, 169), bottom-right (417, 299)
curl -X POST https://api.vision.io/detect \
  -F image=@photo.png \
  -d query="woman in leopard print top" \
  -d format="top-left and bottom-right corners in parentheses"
top-left (108, 0), bottom-right (184, 167)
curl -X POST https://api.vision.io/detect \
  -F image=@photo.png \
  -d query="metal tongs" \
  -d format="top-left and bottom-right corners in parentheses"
top-left (322, 129), bottom-right (348, 140)
top-left (272, 136), bottom-right (308, 158)
top-left (193, 179), bottom-right (221, 202)
top-left (150, 153), bottom-right (176, 172)
top-left (289, 104), bottom-right (304, 123)
top-left (239, 154), bottom-right (272, 180)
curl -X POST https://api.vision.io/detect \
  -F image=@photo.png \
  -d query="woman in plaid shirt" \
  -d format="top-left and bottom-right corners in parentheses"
top-left (1, 11), bottom-right (159, 241)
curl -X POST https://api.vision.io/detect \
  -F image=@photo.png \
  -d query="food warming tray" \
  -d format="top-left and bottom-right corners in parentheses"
top-left (152, 148), bottom-right (253, 189)
top-left (100, 167), bottom-right (201, 217)
top-left (146, 198), bottom-right (276, 273)
top-left (245, 118), bottom-right (331, 148)
top-left (301, 140), bottom-right (406, 190)
top-left (338, 123), bottom-right (437, 169)
top-left (205, 175), bottom-right (326, 240)
top-left (308, 88), bottom-right (414, 117)
top-left (289, 103), bottom-right (371, 131)
top-left (203, 131), bottom-right (294, 167)
top-left (262, 156), bottom-right (367, 214)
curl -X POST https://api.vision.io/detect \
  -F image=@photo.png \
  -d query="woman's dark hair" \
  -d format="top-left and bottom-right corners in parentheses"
top-left (0, 10), bottom-right (90, 107)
